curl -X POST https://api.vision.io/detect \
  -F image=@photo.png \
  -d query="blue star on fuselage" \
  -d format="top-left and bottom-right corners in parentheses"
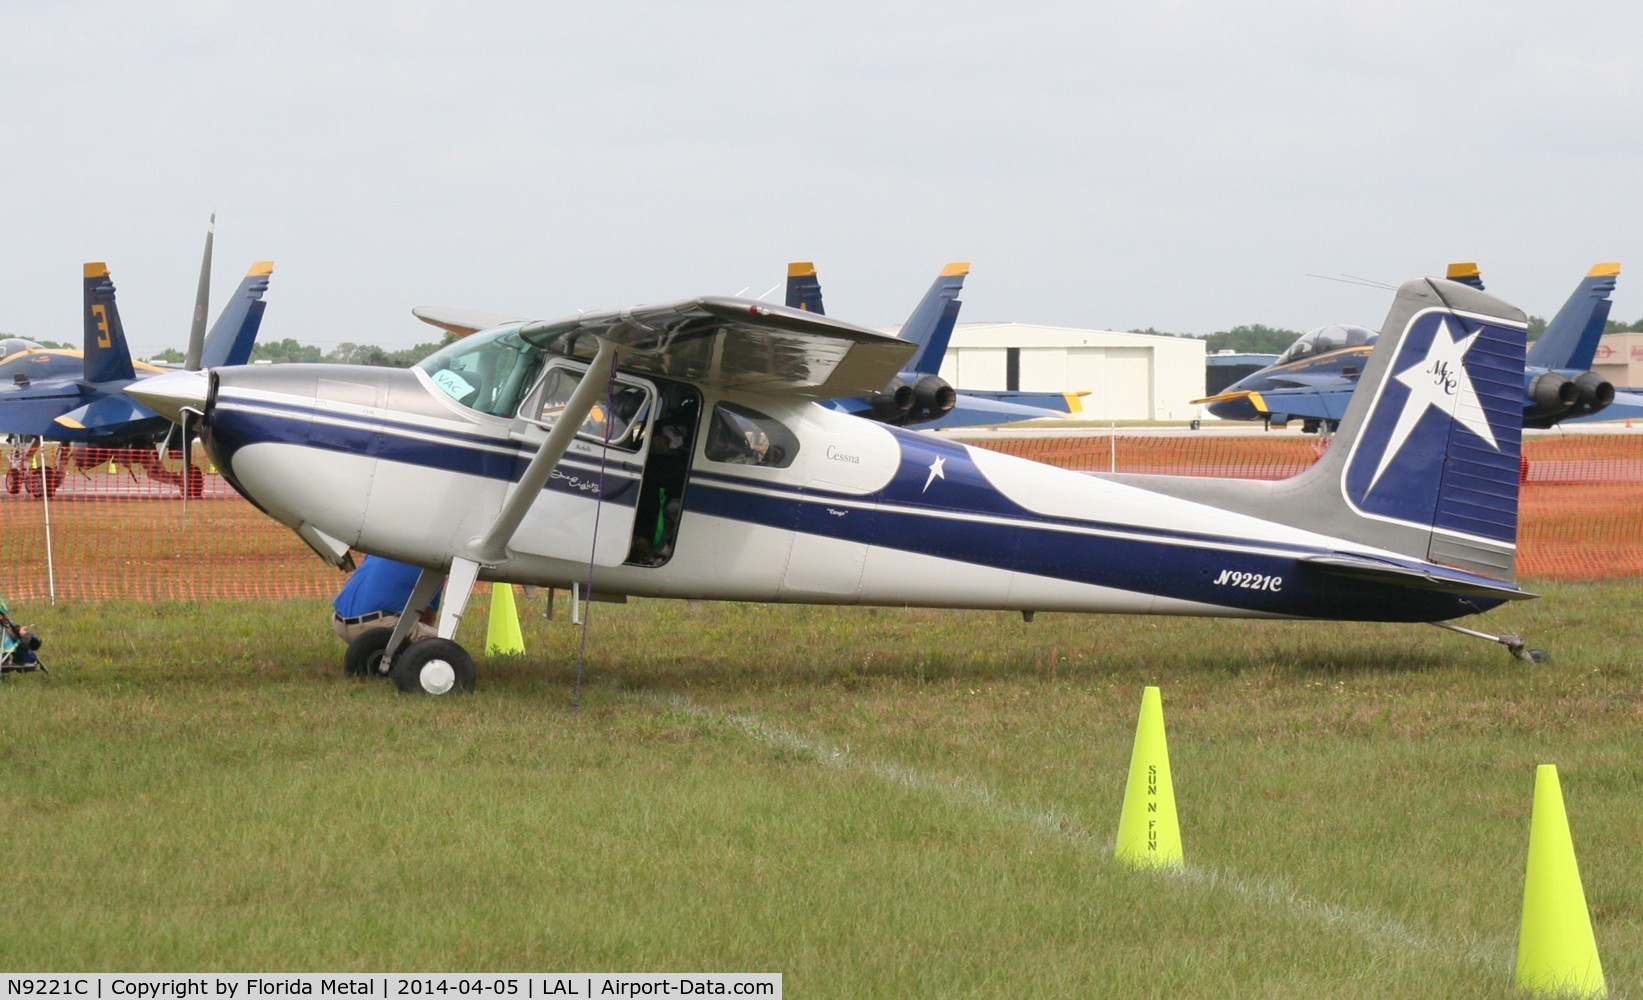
top-left (1368, 317), bottom-right (1499, 493)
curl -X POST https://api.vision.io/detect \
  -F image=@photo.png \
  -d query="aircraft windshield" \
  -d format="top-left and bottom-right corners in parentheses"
top-left (417, 325), bottom-right (546, 418)
top-left (1275, 324), bottom-right (1376, 365)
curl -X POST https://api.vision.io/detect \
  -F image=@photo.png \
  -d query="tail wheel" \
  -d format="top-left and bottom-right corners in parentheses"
top-left (343, 627), bottom-right (395, 679)
top-left (391, 638), bottom-right (476, 695)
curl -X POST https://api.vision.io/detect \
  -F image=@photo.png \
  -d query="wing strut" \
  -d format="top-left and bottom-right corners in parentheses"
top-left (382, 568), bottom-right (448, 665)
top-left (432, 337), bottom-right (624, 644)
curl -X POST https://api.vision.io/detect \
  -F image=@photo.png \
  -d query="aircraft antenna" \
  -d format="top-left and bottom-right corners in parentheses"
top-left (753, 282), bottom-right (781, 302)
top-left (1304, 272), bottom-right (1397, 291)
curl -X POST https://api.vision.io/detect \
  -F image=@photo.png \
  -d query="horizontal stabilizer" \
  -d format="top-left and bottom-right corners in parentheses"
top-left (1302, 554), bottom-right (1535, 601)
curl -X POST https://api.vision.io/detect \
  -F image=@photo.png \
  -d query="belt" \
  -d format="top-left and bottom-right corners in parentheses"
top-left (334, 610), bottom-right (389, 626)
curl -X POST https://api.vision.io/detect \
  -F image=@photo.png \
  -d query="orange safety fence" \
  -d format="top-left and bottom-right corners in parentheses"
top-left (2, 443), bottom-right (341, 603)
top-left (2, 432), bottom-right (1640, 603)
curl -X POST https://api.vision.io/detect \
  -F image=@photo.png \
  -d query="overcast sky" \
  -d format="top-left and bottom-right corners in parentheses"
top-left (4, 2), bottom-right (1640, 357)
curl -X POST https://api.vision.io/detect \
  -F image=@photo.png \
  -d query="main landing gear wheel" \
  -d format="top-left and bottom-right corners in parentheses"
top-left (391, 638), bottom-right (476, 695)
top-left (344, 627), bottom-right (395, 679)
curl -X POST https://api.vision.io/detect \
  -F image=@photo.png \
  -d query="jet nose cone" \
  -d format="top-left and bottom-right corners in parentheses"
top-left (125, 369), bottom-right (209, 423)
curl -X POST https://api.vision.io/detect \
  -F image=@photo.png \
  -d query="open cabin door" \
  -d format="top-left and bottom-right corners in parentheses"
top-left (506, 360), bottom-right (653, 567)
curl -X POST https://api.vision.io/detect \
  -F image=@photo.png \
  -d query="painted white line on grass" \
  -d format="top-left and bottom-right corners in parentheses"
top-left (641, 690), bottom-right (1511, 974)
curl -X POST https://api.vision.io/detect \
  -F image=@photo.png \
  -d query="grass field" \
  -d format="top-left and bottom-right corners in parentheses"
top-left (2, 584), bottom-right (1639, 996)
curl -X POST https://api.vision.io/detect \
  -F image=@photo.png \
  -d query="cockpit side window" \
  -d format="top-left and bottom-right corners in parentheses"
top-left (704, 402), bottom-right (798, 468)
top-left (417, 326), bottom-right (546, 418)
top-left (527, 365), bottom-right (652, 452)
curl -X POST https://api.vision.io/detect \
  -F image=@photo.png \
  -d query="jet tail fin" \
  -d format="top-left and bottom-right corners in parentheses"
top-left (785, 262), bottom-right (825, 315)
top-left (901, 262), bottom-right (969, 375)
top-left (1101, 277), bottom-right (1528, 582)
top-left (82, 262), bottom-right (137, 384)
top-left (1526, 263), bottom-right (1619, 371)
top-left (198, 262), bottom-right (273, 369)
top-left (1446, 261), bottom-right (1485, 290)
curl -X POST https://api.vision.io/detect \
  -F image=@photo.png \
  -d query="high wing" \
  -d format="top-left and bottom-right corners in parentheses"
top-left (413, 306), bottom-right (530, 338)
top-left (518, 297), bottom-right (916, 399)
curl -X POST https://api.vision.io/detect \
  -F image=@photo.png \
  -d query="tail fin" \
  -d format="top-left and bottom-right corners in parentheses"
top-left (198, 262), bottom-right (273, 368)
top-left (1526, 263), bottom-right (1619, 371)
top-left (901, 262), bottom-right (969, 375)
top-left (1104, 277), bottom-right (1527, 581)
top-left (1325, 278), bottom-right (1526, 578)
top-left (82, 262), bottom-right (137, 384)
top-left (785, 262), bottom-right (825, 314)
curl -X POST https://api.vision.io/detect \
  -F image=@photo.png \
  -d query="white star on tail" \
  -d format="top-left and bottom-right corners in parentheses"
top-left (922, 455), bottom-right (946, 493)
top-left (1367, 317), bottom-right (1499, 493)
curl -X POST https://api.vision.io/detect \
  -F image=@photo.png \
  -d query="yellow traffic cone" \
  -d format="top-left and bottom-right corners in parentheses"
top-left (1115, 685), bottom-right (1182, 869)
top-left (1516, 765), bottom-right (1605, 997)
top-left (485, 582), bottom-right (526, 655)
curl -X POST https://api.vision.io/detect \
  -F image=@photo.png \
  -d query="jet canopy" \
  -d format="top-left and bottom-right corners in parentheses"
top-left (1274, 324), bottom-right (1376, 365)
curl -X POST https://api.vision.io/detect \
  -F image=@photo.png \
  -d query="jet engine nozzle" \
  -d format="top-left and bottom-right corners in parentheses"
top-left (910, 375), bottom-right (956, 422)
top-left (1524, 370), bottom-right (1578, 419)
top-left (869, 378), bottom-right (914, 421)
top-left (1571, 370), bottom-right (1615, 413)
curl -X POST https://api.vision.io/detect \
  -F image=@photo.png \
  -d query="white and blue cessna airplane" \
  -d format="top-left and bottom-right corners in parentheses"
top-left (129, 273), bottom-right (1540, 694)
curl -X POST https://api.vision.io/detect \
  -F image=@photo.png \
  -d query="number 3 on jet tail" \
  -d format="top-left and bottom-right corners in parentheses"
top-left (128, 274), bottom-right (1543, 695)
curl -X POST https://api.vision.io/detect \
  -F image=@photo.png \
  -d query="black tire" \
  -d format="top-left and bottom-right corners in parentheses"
top-left (391, 638), bottom-right (476, 695)
top-left (186, 466), bottom-right (205, 499)
top-left (344, 627), bottom-right (395, 678)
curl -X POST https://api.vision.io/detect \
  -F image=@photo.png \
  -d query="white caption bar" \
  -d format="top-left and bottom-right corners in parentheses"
top-left (0, 975), bottom-right (780, 1000)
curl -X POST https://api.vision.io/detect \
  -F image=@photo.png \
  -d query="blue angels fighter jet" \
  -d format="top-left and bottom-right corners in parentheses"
top-left (1194, 263), bottom-right (1638, 431)
top-left (129, 271), bottom-right (1542, 695)
top-left (785, 261), bottom-right (1086, 429)
top-left (1, 247), bottom-right (272, 497)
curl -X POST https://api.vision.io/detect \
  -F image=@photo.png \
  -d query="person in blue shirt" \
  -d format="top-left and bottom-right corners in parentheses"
top-left (332, 555), bottom-right (441, 645)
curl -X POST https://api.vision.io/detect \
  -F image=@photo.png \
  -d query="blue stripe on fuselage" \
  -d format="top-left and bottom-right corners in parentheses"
top-left (687, 434), bottom-right (1505, 622)
top-left (209, 392), bottom-right (641, 507)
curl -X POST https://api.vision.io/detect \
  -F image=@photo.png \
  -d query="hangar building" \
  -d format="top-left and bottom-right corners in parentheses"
top-left (1594, 331), bottom-right (1643, 389)
top-left (923, 322), bottom-right (1207, 422)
